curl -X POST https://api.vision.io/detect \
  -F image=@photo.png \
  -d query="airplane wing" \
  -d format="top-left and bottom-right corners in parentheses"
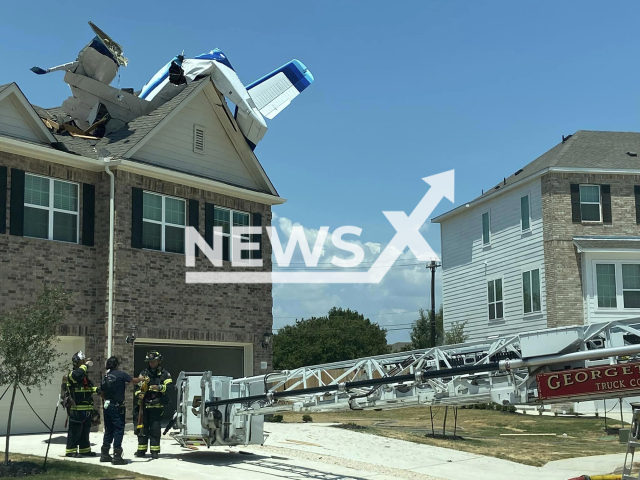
top-left (246, 60), bottom-right (314, 120)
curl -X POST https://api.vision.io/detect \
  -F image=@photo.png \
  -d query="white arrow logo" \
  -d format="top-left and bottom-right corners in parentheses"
top-left (186, 170), bottom-right (454, 284)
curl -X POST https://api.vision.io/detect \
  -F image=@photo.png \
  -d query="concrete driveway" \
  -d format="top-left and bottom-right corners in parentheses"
top-left (1, 423), bottom-right (627, 480)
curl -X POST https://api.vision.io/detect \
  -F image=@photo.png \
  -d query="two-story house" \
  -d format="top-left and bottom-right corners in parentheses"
top-left (0, 79), bottom-right (283, 434)
top-left (432, 131), bottom-right (640, 343)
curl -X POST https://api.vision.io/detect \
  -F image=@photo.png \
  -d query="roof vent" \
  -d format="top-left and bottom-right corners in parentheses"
top-left (193, 125), bottom-right (205, 153)
top-left (562, 134), bottom-right (573, 143)
top-left (514, 168), bottom-right (523, 176)
top-left (494, 185), bottom-right (500, 190)
top-left (627, 151), bottom-right (638, 157)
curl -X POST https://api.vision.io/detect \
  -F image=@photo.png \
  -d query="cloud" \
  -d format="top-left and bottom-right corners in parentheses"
top-left (270, 214), bottom-right (442, 343)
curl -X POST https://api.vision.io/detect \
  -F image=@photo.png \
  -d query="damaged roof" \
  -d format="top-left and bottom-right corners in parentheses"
top-left (29, 79), bottom-right (207, 160)
top-left (433, 130), bottom-right (640, 222)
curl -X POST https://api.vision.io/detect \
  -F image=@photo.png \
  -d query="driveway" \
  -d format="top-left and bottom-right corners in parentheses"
top-left (1, 423), bottom-right (627, 480)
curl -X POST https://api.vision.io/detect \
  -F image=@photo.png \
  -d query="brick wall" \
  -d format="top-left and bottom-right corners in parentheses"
top-left (0, 151), bottom-right (274, 413)
top-left (541, 172), bottom-right (640, 328)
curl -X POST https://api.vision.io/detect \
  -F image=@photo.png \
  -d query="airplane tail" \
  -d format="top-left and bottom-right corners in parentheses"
top-left (246, 60), bottom-right (314, 120)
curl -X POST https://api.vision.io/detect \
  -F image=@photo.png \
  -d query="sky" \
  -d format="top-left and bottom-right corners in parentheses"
top-left (3, 1), bottom-right (640, 343)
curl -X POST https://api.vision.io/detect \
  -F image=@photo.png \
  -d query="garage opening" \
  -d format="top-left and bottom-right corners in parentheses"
top-left (134, 343), bottom-right (245, 422)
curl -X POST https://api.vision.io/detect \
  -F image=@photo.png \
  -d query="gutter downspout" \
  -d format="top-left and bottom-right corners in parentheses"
top-left (103, 159), bottom-right (120, 358)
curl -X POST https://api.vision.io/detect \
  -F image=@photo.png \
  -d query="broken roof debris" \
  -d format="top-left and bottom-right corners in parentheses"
top-left (29, 21), bottom-right (314, 153)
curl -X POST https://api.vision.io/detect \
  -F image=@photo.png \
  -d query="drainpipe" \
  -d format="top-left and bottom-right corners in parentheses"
top-left (103, 159), bottom-right (120, 358)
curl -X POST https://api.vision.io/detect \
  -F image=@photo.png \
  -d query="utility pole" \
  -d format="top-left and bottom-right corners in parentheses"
top-left (427, 260), bottom-right (441, 348)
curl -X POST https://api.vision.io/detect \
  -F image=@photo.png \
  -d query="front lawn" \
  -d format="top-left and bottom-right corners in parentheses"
top-left (280, 406), bottom-right (628, 466)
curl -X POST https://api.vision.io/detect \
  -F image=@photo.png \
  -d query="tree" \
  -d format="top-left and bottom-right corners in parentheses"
top-left (0, 287), bottom-right (71, 465)
top-left (409, 307), bottom-right (444, 349)
top-left (408, 307), bottom-right (468, 349)
top-left (273, 307), bottom-right (390, 370)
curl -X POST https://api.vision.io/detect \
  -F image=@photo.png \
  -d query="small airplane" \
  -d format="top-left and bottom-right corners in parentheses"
top-left (31, 22), bottom-right (314, 147)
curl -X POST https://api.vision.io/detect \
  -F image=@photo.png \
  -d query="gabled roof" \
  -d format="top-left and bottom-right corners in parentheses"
top-left (16, 78), bottom-right (279, 197)
top-left (433, 130), bottom-right (640, 223)
top-left (0, 83), bottom-right (57, 144)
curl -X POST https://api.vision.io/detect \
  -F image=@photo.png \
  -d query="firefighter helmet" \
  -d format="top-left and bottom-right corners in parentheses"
top-left (145, 350), bottom-right (162, 364)
top-left (72, 351), bottom-right (86, 367)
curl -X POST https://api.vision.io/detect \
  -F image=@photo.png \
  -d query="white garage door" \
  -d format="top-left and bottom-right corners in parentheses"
top-left (0, 336), bottom-right (85, 435)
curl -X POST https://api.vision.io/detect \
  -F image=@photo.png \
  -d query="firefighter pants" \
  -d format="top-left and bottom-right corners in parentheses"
top-left (66, 410), bottom-right (92, 455)
top-left (137, 407), bottom-right (163, 454)
top-left (103, 404), bottom-right (126, 449)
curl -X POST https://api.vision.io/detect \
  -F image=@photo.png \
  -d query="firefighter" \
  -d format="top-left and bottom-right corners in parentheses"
top-left (100, 356), bottom-right (146, 464)
top-left (134, 350), bottom-right (172, 459)
top-left (65, 351), bottom-right (98, 457)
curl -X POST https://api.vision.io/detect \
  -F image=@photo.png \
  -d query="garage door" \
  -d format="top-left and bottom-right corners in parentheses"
top-left (134, 343), bottom-right (245, 422)
top-left (0, 336), bottom-right (85, 435)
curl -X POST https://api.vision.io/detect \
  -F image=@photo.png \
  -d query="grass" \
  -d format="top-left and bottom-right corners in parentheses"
top-left (0, 452), bottom-right (166, 479)
top-left (280, 407), bottom-right (629, 467)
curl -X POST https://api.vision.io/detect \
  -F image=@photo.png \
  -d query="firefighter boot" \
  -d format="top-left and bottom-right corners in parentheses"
top-left (151, 451), bottom-right (159, 460)
top-left (100, 446), bottom-right (112, 462)
top-left (112, 447), bottom-right (126, 465)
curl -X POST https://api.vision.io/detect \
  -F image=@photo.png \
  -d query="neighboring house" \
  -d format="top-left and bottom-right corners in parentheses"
top-left (432, 131), bottom-right (640, 342)
top-left (0, 80), bottom-right (283, 434)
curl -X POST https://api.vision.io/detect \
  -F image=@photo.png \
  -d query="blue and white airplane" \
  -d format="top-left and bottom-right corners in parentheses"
top-left (139, 49), bottom-right (314, 146)
top-left (31, 22), bottom-right (314, 146)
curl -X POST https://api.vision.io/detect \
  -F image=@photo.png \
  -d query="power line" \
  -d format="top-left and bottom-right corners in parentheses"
top-left (273, 310), bottom-right (421, 319)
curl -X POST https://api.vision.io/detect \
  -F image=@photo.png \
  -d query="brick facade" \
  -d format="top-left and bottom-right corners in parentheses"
top-left (0, 151), bottom-right (274, 412)
top-left (541, 172), bottom-right (640, 328)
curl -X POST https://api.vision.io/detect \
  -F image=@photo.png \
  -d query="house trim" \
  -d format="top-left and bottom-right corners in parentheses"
top-left (0, 83), bottom-right (57, 144)
top-left (0, 135), bottom-right (285, 205)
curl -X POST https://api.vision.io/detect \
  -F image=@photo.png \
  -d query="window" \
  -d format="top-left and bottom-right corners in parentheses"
top-left (622, 264), bottom-right (640, 309)
top-left (193, 125), bottom-right (205, 153)
top-left (488, 278), bottom-right (503, 320)
top-left (522, 268), bottom-right (541, 314)
top-left (24, 174), bottom-right (78, 243)
top-left (596, 264), bottom-right (617, 308)
top-left (213, 206), bottom-right (251, 260)
top-left (579, 185), bottom-right (601, 222)
top-left (142, 192), bottom-right (186, 253)
top-left (482, 212), bottom-right (490, 245)
top-left (520, 195), bottom-right (530, 231)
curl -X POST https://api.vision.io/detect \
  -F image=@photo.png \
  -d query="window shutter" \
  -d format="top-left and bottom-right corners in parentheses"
top-left (131, 187), bottom-right (143, 249)
top-left (9, 169), bottom-right (25, 236)
top-left (189, 199), bottom-right (199, 257)
top-left (193, 126), bottom-right (205, 153)
top-left (601, 184), bottom-right (612, 224)
top-left (252, 212), bottom-right (262, 260)
top-left (0, 166), bottom-right (6, 234)
top-left (635, 186), bottom-right (640, 224)
top-left (81, 183), bottom-right (95, 246)
top-left (205, 202), bottom-right (215, 248)
top-left (570, 184), bottom-right (581, 223)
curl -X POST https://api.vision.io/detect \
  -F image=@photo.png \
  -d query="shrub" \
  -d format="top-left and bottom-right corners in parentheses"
top-left (265, 414), bottom-right (283, 423)
top-left (302, 414), bottom-right (313, 423)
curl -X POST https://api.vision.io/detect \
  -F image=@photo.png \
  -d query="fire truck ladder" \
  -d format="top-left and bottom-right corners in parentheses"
top-left (623, 403), bottom-right (640, 480)
top-left (205, 317), bottom-right (640, 416)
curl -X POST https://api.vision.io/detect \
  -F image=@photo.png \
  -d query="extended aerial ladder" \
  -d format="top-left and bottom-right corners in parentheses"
top-left (172, 318), bottom-right (640, 448)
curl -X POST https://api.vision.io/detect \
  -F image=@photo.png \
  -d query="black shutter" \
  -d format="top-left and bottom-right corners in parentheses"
top-left (601, 184), bottom-right (612, 224)
top-left (252, 212), bottom-right (262, 260)
top-left (189, 199), bottom-right (199, 257)
top-left (570, 184), bottom-right (581, 223)
top-left (131, 187), bottom-right (143, 249)
top-left (81, 183), bottom-right (95, 246)
top-left (205, 202), bottom-right (215, 248)
top-left (635, 186), bottom-right (640, 224)
top-left (9, 169), bottom-right (25, 236)
top-left (0, 166), bottom-right (6, 234)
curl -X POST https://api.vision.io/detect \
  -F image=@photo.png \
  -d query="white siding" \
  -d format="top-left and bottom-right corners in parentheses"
top-left (133, 90), bottom-right (261, 190)
top-left (0, 96), bottom-right (41, 142)
top-left (582, 251), bottom-right (640, 324)
top-left (440, 178), bottom-right (547, 341)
